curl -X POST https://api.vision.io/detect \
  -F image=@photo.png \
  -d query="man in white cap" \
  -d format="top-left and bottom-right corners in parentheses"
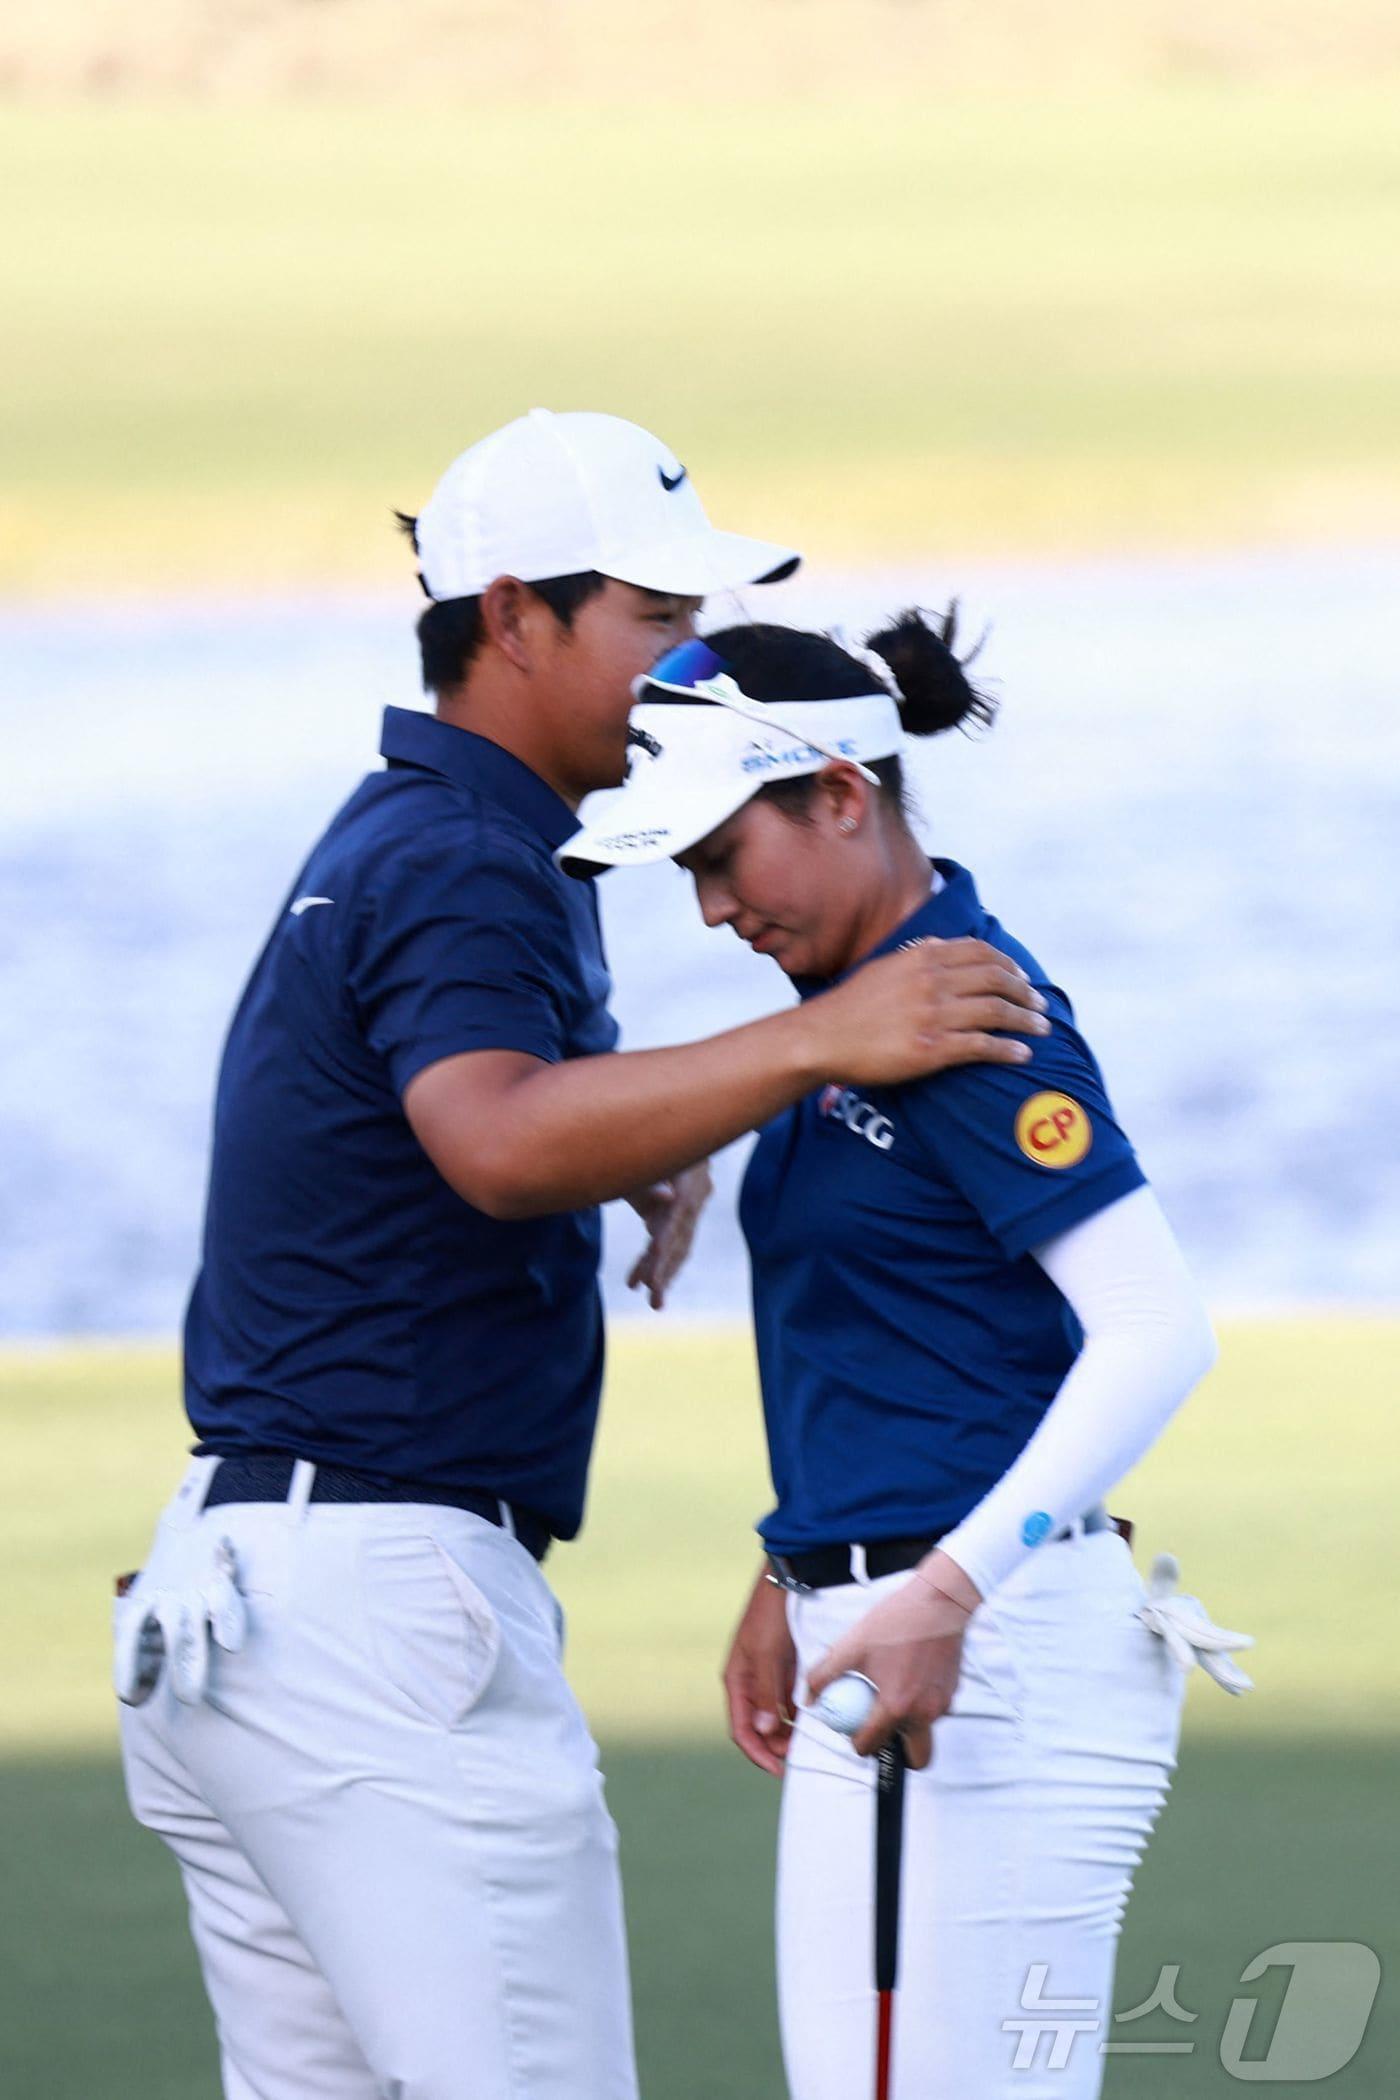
top-left (115, 409), bottom-right (1045, 2100)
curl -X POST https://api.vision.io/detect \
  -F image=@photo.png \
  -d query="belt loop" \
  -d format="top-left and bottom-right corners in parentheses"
top-left (288, 1459), bottom-right (316, 1522)
top-left (497, 1498), bottom-right (517, 1540)
top-left (850, 1543), bottom-right (871, 1586)
top-left (170, 1454), bottom-right (222, 1529)
top-left (766, 1556), bottom-right (814, 1597)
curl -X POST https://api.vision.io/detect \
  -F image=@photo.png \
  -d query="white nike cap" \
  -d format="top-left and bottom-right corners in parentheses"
top-left (556, 638), bottom-right (903, 878)
top-left (413, 409), bottom-right (801, 601)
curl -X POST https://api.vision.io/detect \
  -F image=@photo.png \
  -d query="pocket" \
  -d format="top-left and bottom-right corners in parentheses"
top-left (996, 1538), bottom-right (1185, 1766)
top-left (359, 1534), bottom-right (501, 1728)
top-left (954, 1608), bottom-right (1026, 1727)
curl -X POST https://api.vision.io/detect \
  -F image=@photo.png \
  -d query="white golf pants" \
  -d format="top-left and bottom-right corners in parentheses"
top-left (117, 1457), bottom-right (638, 2100)
top-left (777, 1527), bottom-right (1185, 2100)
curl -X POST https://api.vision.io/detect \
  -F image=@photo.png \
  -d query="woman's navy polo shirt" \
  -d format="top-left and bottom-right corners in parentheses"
top-left (183, 708), bottom-right (617, 1539)
top-left (740, 861), bottom-right (1146, 1556)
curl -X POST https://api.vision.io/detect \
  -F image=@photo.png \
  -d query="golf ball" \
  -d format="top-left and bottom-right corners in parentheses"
top-left (812, 1672), bottom-right (877, 1736)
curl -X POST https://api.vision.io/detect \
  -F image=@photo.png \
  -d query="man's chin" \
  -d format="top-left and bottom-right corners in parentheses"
top-left (590, 746), bottom-right (631, 793)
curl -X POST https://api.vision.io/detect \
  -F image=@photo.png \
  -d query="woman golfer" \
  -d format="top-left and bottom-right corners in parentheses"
top-left (559, 615), bottom-right (1251, 2099)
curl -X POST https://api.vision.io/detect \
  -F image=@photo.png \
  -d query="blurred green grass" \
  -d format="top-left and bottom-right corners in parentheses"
top-left (2, 1323), bottom-right (1397, 2094)
top-left (6, 1320), bottom-right (1396, 1751)
top-left (3, 89), bottom-right (1399, 592)
top-left (3, 1738), bottom-right (1397, 2097)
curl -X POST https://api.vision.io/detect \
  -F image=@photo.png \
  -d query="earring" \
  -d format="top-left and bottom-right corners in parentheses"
top-left (839, 816), bottom-right (858, 833)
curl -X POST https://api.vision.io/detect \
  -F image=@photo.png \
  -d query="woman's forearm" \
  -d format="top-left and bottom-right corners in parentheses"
top-left (937, 1185), bottom-right (1217, 1598)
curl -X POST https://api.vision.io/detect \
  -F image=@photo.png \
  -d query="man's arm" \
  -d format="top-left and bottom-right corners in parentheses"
top-left (405, 938), bottom-right (1048, 1217)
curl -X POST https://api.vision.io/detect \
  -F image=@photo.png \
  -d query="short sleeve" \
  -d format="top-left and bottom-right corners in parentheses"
top-left (348, 832), bottom-right (569, 1097)
top-left (902, 994), bottom-right (1147, 1259)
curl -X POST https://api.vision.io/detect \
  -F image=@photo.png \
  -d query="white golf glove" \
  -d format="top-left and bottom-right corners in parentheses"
top-left (114, 1537), bottom-right (249, 1707)
top-left (1137, 1552), bottom-right (1254, 1695)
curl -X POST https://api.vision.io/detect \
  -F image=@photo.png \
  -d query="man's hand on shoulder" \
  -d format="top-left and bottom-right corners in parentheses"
top-left (799, 937), bottom-right (1049, 1090)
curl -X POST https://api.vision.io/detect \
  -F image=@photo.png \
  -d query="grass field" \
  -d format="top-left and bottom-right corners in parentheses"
top-left (2, 1322), bottom-right (1397, 2094)
top-left (4, 88), bottom-right (1400, 594)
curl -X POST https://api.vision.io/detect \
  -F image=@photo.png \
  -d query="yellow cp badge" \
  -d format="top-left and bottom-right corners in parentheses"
top-left (1014, 1091), bottom-right (1092, 1169)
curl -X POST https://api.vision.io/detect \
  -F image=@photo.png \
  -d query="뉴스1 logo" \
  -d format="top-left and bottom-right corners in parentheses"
top-left (1015, 1091), bottom-right (1092, 1169)
top-left (819, 1084), bottom-right (895, 1152)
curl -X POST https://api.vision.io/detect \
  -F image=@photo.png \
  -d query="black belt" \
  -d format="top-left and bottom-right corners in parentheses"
top-left (767, 1510), bottom-right (1131, 1593)
top-left (196, 1451), bottom-right (552, 1563)
top-left (768, 1534), bottom-right (948, 1592)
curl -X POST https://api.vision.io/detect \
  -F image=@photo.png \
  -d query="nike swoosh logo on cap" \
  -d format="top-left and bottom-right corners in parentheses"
top-left (658, 464), bottom-right (688, 492)
top-left (290, 896), bottom-right (334, 915)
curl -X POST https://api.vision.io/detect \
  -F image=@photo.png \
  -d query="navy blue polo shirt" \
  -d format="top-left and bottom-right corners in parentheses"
top-left (740, 861), bottom-right (1146, 1555)
top-left (183, 707), bottom-right (618, 1538)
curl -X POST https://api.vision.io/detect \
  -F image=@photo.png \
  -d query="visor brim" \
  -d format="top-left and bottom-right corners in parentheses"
top-left (556, 772), bottom-right (755, 880)
top-left (557, 675), bottom-right (904, 880)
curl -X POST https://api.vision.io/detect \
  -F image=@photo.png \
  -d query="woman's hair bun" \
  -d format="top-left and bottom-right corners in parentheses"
top-left (864, 604), bottom-right (995, 739)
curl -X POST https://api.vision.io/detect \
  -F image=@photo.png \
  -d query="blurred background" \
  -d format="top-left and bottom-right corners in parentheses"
top-left (2, 5), bottom-right (1398, 2093)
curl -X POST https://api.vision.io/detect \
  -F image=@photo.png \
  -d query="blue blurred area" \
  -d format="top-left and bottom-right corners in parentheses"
top-left (3, 549), bottom-right (1397, 1335)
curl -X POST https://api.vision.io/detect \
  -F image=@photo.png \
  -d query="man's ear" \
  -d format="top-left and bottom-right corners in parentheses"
top-left (478, 576), bottom-right (536, 672)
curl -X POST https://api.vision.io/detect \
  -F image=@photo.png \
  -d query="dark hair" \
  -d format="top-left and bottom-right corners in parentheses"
top-left (702, 606), bottom-right (995, 821)
top-left (393, 512), bottom-right (606, 696)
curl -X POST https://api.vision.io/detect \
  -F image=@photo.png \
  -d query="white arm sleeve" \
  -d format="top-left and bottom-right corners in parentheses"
top-left (937, 1184), bottom-right (1217, 1599)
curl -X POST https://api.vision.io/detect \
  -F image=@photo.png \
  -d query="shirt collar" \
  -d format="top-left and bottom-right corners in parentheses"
top-left (791, 859), bottom-right (984, 1000)
top-left (379, 707), bottom-right (578, 851)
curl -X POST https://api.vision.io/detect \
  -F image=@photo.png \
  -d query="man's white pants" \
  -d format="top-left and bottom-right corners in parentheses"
top-left (117, 1458), bottom-right (638, 2100)
top-left (777, 1527), bottom-right (1185, 2100)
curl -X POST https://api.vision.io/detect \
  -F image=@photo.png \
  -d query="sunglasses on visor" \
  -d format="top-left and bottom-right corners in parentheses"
top-left (633, 640), bottom-right (883, 784)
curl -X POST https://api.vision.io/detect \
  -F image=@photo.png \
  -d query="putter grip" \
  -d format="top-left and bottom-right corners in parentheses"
top-left (874, 1740), bottom-right (907, 1993)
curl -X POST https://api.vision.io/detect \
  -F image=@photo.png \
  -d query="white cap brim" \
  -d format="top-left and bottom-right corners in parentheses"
top-left (599, 528), bottom-right (800, 596)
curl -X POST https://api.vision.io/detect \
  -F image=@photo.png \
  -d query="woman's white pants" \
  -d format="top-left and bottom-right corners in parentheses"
top-left (116, 1458), bottom-right (638, 2100)
top-left (777, 1527), bottom-right (1185, 2100)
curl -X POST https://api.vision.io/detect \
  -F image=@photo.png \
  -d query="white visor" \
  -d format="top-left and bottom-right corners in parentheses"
top-left (556, 652), bottom-right (904, 878)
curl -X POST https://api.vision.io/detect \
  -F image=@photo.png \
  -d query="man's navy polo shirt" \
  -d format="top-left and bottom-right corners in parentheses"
top-left (739, 861), bottom-right (1146, 1556)
top-left (184, 707), bottom-right (618, 1539)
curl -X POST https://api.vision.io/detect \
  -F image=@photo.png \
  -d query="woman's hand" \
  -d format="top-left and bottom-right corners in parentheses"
top-left (723, 1566), bottom-right (798, 1778)
top-left (625, 1162), bottom-right (713, 1309)
top-left (806, 1550), bottom-right (983, 1770)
